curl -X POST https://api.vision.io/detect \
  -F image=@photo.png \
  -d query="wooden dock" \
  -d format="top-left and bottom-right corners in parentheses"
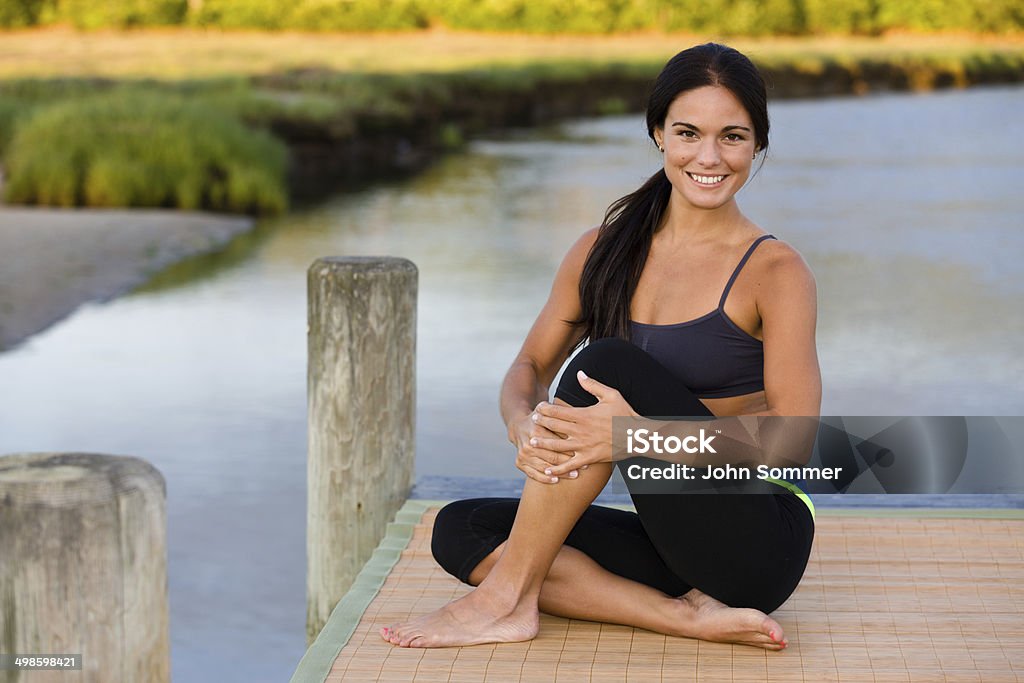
top-left (292, 502), bottom-right (1024, 682)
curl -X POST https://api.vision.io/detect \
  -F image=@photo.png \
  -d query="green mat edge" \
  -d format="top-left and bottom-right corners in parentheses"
top-left (289, 499), bottom-right (1024, 682)
top-left (289, 499), bottom-right (448, 683)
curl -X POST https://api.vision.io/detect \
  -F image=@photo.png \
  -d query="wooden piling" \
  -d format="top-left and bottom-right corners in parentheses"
top-left (306, 257), bottom-right (417, 644)
top-left (0, 452), bottom-right (169, 683)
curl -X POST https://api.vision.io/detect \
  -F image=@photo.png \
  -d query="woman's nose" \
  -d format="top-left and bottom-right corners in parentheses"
top-left (696, 139), bottom-right (721, 167)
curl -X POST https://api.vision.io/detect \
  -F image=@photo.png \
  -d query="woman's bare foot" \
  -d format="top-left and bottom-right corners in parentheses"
top-left (671, 588), bottom-right (788, 650)
top-left (380, 585), bottom-right (540, 648)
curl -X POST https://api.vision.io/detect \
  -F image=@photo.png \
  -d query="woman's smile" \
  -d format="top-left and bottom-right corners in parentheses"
top-left (686, 171), bottom-right (730, 187)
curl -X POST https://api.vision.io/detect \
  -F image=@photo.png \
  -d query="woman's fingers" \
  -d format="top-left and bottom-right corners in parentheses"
top-left (516, 444), bottom-right (580, 483)
top-left (518, 463), bottom-right (561, 484)
top-left (534, 401), bottom-right (578, 422)
top-left (531, 410), bottom-right (576, 435)
top-left (529, 436), bottom-right (577, 453)
top-left (546, 455), bottom-right (584, 477)
top-left (517, 455), bottom-right (576, 483)
top-left (512, 446), bottom-right (569, 483)
top-left (574, 370), bottom-right (619, 401)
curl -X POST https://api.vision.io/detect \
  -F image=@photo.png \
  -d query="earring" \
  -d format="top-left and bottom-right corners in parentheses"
top-left (752, 152), bottom-right (757, 159)
top-left (658, 145), bottom-right (664, 153)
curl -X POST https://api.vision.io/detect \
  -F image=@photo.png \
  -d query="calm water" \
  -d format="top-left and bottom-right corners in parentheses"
top-left (1, 85), bottom-right (1022, 681)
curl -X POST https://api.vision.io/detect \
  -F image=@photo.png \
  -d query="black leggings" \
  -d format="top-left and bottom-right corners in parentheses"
top-left (431, 337), bottom-right (815, 614)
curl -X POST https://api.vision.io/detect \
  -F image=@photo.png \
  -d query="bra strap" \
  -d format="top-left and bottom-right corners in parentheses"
top-left (718, 234), bottom-right (776, 308)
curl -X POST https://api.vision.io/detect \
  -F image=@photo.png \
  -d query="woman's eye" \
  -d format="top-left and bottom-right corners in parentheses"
top-left (678, 130), bottom-right (697, 139)
top-left (724, 133), bottom-right (745, 142)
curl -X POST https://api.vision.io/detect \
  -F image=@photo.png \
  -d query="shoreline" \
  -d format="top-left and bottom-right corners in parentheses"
top-left (0, 207), bottom-right (253, 352)
top-left (267, 53), bottom-right (1024, 198)
top-left (2, 32), bottom-right (1022, 202)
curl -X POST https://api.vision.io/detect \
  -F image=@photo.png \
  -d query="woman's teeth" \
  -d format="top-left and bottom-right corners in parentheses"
top-left (687, 173), bottom-right (725, 185)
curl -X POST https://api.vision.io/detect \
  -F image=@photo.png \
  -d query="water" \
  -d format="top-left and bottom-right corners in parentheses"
top-left (1, 85), bottom-right (1022, 681)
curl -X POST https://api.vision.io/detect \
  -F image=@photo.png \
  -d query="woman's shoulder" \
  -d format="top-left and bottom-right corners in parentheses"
top-left (576, 226), bottom-right (602, 252)
top-left (750, 233), bottom-right (817, 303)
top-left (751, 233), bottom-right (813, 279)
top-left (559, 226), bottom-right (602, 270)
top-left (546, 226), bottom-right (603, 295)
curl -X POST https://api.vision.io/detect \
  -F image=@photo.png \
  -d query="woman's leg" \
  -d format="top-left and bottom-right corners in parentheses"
top-left (555, 339), bottom-right (814, 616)
top-left (427, 497), bottom-right (785, 648)
top-left (381, 454), bottom-right (617, 646)
top-left (382, 338), bottom-right (807, 648)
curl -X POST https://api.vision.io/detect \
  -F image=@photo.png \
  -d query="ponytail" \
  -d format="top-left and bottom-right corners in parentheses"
top-left (570, 169), bottom-right (671, 349)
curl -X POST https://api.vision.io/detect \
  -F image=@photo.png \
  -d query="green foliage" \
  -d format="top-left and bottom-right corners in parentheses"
top-left (3, 0), bottom-right (1022, 32)
top-left (596, 96), bottom-right (628, 115)
top-left (190, 0), bottom-right (428, 30)
top-left (876, 0), bottom-right (973, 32)
top-left (722, 0), bottom-right (807, 36)
top-left (188, 0), bottom-right (290, 29)
top-left (437, 123), bottom-right (463, 149)
top-left (970, 0), bottom-right (1024, 33)
top-left (285, 0), bottom-right (429, 30)
top-left (0, 97), bottom-right (29, 153)
top-left (0, 0), bottom-right (53, 27)
top-left (431, 0), bottom-right (648, 33)
top-left (803, 0), bottom-right (879, 34)
top-left (3, 90), bottom-right (287, 214)
top-left (50, 0), bottom-right (186, 28)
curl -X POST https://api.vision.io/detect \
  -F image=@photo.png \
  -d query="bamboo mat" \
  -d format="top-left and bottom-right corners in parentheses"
top-left (292, 501), bottom-right (1024, 682)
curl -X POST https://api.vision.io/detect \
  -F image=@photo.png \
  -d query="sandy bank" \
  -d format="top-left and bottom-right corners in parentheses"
top-left (0, 207), bottom-right (253, 351)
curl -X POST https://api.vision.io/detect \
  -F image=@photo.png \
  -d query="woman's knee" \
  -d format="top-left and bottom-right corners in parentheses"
top-left (430, 498), bottom-right (517, 583)
top-left (556, 337), bottom-right (639, 406)
top-left (429, 499), bottom-right (478, 578)
top-left (568, 337), bottom-right (637, 377)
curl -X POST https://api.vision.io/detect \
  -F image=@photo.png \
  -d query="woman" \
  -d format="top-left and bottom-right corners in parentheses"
top-left (381, 42), bottom-right (820, 651)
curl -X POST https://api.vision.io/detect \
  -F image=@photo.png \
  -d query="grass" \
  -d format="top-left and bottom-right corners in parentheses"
top-left (3, 88), bottom-right (288, 213)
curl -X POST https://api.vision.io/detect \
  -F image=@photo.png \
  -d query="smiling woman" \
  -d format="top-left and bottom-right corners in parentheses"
top-left (381, 42), bottom-right (820, 653)
top-left (657, 89), bottom-right (762, 198)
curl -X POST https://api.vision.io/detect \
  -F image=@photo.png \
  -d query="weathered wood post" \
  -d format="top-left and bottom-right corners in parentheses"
top-left (0, 452), bottom-right (169, 683)
top-left (306, 257), bottom-right (417, 644)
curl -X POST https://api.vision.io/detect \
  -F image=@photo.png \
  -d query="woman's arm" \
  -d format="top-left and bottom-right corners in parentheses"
top-left (758, 241), bottom-right (821, 419)
top-left (721, 241), bottom-right (821, 467)
top-left (502, 227), bottom-right (600, 483)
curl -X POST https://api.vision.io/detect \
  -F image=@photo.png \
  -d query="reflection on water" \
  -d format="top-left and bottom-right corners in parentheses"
top-left (0, 85), bottom-right (1021, 682)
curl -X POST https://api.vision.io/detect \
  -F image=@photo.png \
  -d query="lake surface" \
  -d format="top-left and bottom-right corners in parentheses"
top-left (1, 85), bottom-right (1022, 681)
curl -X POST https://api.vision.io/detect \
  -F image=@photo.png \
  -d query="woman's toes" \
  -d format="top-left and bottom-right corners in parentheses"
top-left (765, 618), bottom-right (785, 639)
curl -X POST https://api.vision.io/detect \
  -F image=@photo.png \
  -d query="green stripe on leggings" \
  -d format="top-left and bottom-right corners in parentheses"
top-left (763, 477), bottom-right (816, 520)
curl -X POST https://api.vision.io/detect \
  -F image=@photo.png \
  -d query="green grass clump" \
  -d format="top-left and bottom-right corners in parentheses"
top-left (0, 96), bottom-right (31, 151)
top-left (3, 90), bottom-right (288, 214)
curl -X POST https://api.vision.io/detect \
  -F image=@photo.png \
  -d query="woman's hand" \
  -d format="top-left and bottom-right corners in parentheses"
top-left (530, 370), bottom-right (638, 476)
top-left (510, 408), bottom-right (580, 484)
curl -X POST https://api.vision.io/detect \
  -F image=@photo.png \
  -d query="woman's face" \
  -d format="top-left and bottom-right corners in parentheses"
top-left (654, 85), bottom-right (758, 211)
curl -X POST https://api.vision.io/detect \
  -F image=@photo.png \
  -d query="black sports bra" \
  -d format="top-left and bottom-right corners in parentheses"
top-left (630, 235), bottom-right (776, 399)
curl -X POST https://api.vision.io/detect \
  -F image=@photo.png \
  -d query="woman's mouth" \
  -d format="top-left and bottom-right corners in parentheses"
top-left (686, 172), bottom-right (728, 187)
